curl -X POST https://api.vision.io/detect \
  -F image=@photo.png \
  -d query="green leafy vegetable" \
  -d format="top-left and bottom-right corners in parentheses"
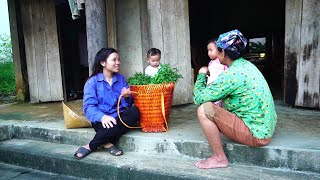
top-left (127, 64), bottom-right (183, 85)
top-left (151, 64), bottom-right (183, 84)
top-left (128, 72), bottom-right (152, 85)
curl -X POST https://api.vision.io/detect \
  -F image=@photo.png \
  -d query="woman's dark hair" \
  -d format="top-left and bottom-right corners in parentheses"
top-left (90, 48), bottom-right (118, 78)
top-left (217, 37), bottom-right (247, 61)
top-left (217, 47), bottom-right (241, 60)
top-left (147, 48), bottom-right (161, 58)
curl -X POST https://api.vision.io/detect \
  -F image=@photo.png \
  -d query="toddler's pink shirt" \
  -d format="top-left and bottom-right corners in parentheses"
top-left (207, 59), bottom-right (228, 107)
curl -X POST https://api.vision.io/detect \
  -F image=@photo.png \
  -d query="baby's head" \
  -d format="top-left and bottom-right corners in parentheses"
top-left (147, 48), bottom-right (161, 68)
top-left (207, 38), bottom-right (218, 60)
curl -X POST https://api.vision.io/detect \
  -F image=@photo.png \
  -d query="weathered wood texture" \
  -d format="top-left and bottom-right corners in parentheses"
top-left (285, 0), bottom-right (320, 108)
top-left (296, 0), bottom-right (320, 108)
top-left (284, 0), bottom-right (301, 106)
top-left (20, 0), bottom-right (63, 102)
top-left (7, 0), bottom-right (28, 102)
top-left (106, 0), bottom-right (117, 48)
top-left (115, 0), bottom-right (145, 77)
top-left (139, 0), bottom-right (150, 69)
top-left (147, 0), bottom-right (193, 104)
top-left (115, 0), bottom-right (193, 104)
top-left (86, 0), bottom-right (107, 75)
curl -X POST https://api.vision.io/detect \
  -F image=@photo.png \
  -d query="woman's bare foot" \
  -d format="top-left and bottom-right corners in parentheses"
top-left (194, 155), bottom-right (229, 169)
top-left (102, 142), bottom-right (123, 156)
top-left (102, 142), bottom-right (114, 149)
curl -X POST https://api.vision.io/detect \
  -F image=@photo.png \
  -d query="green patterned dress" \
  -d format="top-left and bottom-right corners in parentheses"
top-left (193, 58), bottom-right (277, 139)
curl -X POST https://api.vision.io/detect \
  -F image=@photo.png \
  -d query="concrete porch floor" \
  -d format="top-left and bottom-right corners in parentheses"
top-left (0, 100), bottom-right (319, 149)
top-left (0, 99), bottom-right (319, 177)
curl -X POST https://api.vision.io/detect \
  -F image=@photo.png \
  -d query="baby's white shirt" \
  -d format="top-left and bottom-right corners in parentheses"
top-left (145, 65), bottom-right (161, 77)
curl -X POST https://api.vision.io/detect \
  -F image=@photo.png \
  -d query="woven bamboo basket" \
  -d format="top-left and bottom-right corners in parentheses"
top-left (124, 82), bottom-right (175, 132)
top-left (62, 101), bottom-right (91, 129)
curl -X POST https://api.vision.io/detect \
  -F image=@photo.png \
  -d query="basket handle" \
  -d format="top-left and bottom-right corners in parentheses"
top-left (117, 92), bottom-right (141, 129)
top-left (117, 91), bottom-right (168, 131)
top-left (161, 92), bottom-right (169, 132)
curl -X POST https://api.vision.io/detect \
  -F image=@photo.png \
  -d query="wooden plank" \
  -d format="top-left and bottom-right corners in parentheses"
top-left (20, 0), bottom-right (39, 102)
top-left (139, 0), bottom-right (150, 68)
top-left (296, 0), bottom-right (320, 108)
top-left (106, 0), bottom-right (117, 48)
top-left (20, 0), bottom-right (64, 102)
top-left (161, 0), bottom-right (176, 65)
top-left (147, 0), bottom-right (163, 51)
top-left (33, 0), bottom-right (51, 102)
top-left (114, 0), bottom-right (144, 77)
top-left (146, 0), bottom-right (193, 104)
top-left (43, 0), bottom-right (63, 101)
top-left (174, 0), bottom-right (193, 104)
top-left (284, 0), bottom-right (301, 106)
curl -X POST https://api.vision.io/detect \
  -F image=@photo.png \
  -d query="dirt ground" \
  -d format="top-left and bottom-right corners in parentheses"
top-left (0, 95), bottom-right (16, 104)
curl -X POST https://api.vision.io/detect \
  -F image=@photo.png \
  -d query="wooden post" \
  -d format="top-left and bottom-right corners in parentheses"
top-left (85, 0), bottom-right (108, 75)
top-left (106, 0), bottom-right (117, 49)
top-left (284, 0), bottom-right (301, 106)
top-left (7, 0), bottom-right (28, 102)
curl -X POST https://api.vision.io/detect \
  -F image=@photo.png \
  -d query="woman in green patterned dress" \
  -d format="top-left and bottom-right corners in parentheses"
top-left (193, 29), bottom-right (277, 169)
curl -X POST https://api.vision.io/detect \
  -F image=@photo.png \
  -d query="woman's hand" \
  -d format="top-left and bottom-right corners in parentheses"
top-left (121, 87), bottom-right (132, 98)
top-left (101, 115), bottom-right (117, 128)
top-left (199, 67), bottom-right (209, 74)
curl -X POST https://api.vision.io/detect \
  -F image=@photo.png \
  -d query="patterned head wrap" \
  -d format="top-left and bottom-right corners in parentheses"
top-left (216, 29), bottom-right (248, 55)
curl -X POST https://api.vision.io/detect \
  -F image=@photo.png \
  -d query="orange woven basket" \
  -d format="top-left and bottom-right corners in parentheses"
top-left (123, 82), bottom-right (175, 132)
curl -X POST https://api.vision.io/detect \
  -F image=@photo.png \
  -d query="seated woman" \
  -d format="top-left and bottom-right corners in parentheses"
top-left (193, 29), bottom-right (277, 169)
top-left (74, 48), bottom-right (140, 159)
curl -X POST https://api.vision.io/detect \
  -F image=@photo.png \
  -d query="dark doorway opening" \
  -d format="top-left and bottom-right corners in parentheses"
top-left (55, 0), bottom-right (88, 101)
top-left (189, 0), bottom-right (285, 100)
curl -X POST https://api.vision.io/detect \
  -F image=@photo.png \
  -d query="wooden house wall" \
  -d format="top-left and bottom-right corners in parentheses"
top-left (7, 0), bottom-right (320, 107)
top-left (19, 0), bottom-right (63, 102)
top-left (285, 0), bottom-right (320, 108)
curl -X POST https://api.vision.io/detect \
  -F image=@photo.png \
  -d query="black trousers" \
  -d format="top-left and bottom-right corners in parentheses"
top-left (89, 106), bottom-right (140, 151)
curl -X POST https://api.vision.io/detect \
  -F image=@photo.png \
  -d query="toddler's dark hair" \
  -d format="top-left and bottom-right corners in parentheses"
top-left (207, 37), bottom-right (218, 45)
top-left (147, 48), bottom-right (161, 58)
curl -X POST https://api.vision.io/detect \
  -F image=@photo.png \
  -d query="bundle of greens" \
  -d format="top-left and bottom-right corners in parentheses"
top-left (127, 72), bottom-right (152, 85)
top-left (128, 64), bottom-right (183, 85)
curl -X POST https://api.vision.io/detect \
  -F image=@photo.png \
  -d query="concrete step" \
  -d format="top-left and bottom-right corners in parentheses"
top-left (0, 139), bottom-right (319, 180)
top-left (0, 162), bottom-right (89, 179)
top-left (1, 101), bottom-right (320, 175)
top-left (0, 121), bottom-right (319, 174)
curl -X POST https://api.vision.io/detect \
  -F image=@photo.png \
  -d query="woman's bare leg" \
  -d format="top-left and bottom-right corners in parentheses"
top-left (194, 103), bottom-right (229, 169)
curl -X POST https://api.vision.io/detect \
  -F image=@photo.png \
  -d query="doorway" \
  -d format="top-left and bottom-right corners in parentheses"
top-left (55, 0), bottom-right (89, 101)
top-left (189, 0), bottom-right (285, 100)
